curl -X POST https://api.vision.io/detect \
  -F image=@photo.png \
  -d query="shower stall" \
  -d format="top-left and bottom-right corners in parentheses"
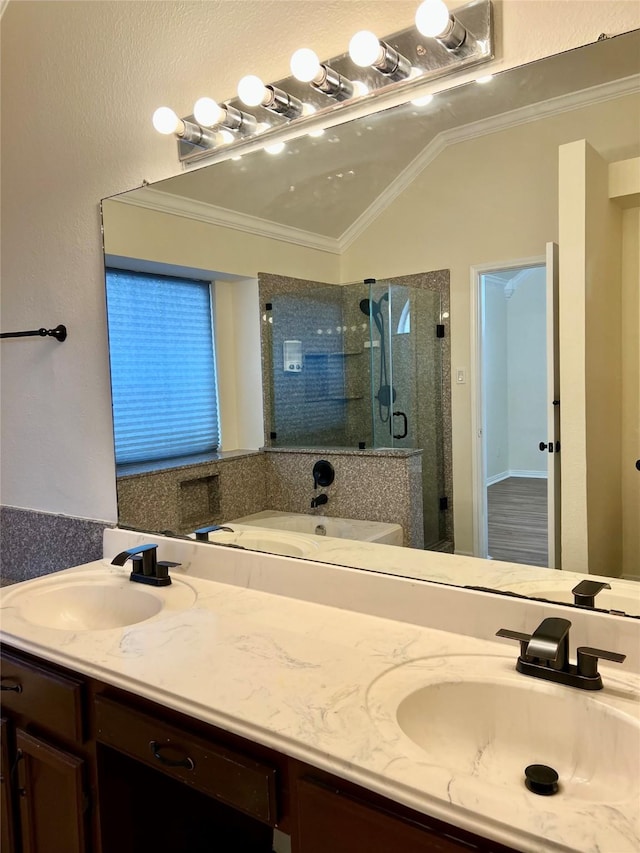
top-left (260, 271), bottom-right (451, 550)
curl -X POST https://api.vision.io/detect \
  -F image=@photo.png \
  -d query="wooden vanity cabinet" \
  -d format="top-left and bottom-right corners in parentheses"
top-left (290, 766), bottom-right (518, 853)
top-left (0, 648), bottom-right (92, 853)
top-left (1, 645), bottom-right (518, 853)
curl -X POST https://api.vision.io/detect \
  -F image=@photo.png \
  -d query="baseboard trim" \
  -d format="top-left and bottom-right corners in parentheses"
top-left (486, 469), bottom-right (547, 486)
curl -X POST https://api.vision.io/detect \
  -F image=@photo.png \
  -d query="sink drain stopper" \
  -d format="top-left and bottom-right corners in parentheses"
top-left (524, 764), bottom-right (559, 796)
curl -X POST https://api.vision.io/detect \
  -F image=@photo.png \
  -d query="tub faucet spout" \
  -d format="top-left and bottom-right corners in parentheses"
top-left (311, 493), bottom-right (328, 509)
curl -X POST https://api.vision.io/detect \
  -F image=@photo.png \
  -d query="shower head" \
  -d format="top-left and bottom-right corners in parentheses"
top-left (359, 291), bottom-right (389, 316)
top-left (359, 298), bottom-right (379, 316)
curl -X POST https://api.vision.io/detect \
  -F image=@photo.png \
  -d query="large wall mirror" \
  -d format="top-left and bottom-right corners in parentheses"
top-left (101, 31), bottom-right (640, 618)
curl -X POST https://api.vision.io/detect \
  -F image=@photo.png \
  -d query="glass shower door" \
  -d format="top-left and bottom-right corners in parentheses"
top-left (368, 280), bottom-right (446, 547)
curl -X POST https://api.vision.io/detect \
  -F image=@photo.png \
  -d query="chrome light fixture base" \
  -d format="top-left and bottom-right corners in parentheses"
top-left (177, 0), bottom-right (493, 165)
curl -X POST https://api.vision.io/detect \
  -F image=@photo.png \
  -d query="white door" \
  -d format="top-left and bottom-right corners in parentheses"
top-left (472, 252), bottom-right (561, 567)
top-left (545, 242), bottom-right (561, 568)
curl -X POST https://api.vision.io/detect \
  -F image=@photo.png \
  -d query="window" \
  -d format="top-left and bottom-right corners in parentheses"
top-left (105, 269), bottom-right (220, 465)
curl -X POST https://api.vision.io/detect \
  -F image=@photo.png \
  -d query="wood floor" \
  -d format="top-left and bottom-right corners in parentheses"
top-left (487, 477), bottom-right (548, 567)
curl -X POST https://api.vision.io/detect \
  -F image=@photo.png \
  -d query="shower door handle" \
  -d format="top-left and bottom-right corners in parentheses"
top-left (392, 411), bottom-right (408, 440)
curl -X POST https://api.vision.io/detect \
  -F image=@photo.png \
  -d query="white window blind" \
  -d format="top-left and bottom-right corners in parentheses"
top-left (106, 269), bottom-right (220, 464)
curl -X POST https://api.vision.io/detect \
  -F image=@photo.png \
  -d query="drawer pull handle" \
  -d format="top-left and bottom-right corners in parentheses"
top-left (149, 740), bottom-right (195, 771)
top-left (0, 679), bottom-right (23, 693)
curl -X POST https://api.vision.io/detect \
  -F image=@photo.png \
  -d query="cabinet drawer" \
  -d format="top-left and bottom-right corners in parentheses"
top-left (95, 695), bottom-right (278, 826)
top-left (0, 651), bottom-right (84, 744)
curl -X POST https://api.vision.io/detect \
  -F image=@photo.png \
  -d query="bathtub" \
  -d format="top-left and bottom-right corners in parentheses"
top-left (227, 510), bottom-right (403, 546)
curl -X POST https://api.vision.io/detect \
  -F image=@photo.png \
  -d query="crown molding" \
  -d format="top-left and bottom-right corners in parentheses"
top-left (338, 74), bottom-right (640, 251)
top-left (111, 186), bottom-right (342, 255)
top-left (113, 75), bottom-right (639, 258)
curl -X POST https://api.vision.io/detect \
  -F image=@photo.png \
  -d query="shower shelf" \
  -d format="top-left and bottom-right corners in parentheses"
top-left (305, 395), bottom-right (363, 403)
top-left (306, 351), bottom-right (362, 359)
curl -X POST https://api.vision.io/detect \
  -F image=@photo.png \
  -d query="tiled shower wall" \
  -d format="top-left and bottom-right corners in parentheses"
top-left (259, 269), bottom-right (453, 549)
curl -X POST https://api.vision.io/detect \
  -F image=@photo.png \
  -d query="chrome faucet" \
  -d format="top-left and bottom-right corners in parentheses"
top-left (496, 617), bottom-right (626, 690)
top-left (111, 544), bottom-right (179, 587)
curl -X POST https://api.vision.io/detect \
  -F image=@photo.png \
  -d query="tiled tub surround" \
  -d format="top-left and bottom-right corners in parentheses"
top-left (0, 506), bottom-right (106, 584)
top-left (115, 450), bottom-right (266, 534)
top-left (264, 446), bottom-right (424, 547)
top-left (1, 526), bottom-right (639, 853)
top-left (115, 446), bottom-right (424, 546)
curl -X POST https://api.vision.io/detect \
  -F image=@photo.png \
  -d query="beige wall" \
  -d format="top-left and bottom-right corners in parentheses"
top-left (342, 95), bottom-right (639, 555)
top-left (102, 199), bottom-right (341, 283)
top-left (2, 0), bottom-right (640, 537)
top-left (621, 206), bottom-right (640, 578)
top-left (559, 140), bottom-right (625, 577)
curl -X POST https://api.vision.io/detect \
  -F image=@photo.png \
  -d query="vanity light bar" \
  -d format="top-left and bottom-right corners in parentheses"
top-left (154, 0), bottom-right (493, 164)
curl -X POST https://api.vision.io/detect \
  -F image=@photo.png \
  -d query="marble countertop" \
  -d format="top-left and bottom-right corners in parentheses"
top-left (1, 553), bottom-right (639, 853)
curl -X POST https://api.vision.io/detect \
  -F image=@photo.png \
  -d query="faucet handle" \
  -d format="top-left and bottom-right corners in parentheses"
top-left (496, 628), bottom-right (531, 659)
top-left (577, 646), bottom-right (626, 680)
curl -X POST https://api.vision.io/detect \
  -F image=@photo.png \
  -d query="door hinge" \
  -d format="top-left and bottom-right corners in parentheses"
top-left (270, 431), bottom-right (277, 440)
top-left (436, 324), bottom-right (445, 338)
top-left (439, 497), bottom-right (449, 511)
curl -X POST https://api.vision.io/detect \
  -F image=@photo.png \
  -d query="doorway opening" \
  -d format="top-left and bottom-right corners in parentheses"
top-left (472, 257), bottom-right (555, 567)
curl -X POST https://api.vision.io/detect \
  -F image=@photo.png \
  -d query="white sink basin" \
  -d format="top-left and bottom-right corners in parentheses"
top-left (367, 655), bottom-right (640, 805)
top-left (1, 568), bottom-right (197, 631)
top-left (206, 526), bottom-right (321, 558)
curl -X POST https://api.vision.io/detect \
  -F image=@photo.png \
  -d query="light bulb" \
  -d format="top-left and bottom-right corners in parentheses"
top-left (237, 75), bottom-right (268, 107)
top-left (352, 80), bottom-right (370, 97)
top-left (265, 141), bottom-right (285, 155)
top-left (152, 107), bottom-right (182, 135)
top-left (415, 0), bottom-right (451, 37)
top-left (349, 30), bottom-right (383, 67)
top-left (193, 97), bottom-right (226, 127)
top-left (411, 93), bottom-right (434, 107)
top-left (290, 48), bottom-right (322, 83)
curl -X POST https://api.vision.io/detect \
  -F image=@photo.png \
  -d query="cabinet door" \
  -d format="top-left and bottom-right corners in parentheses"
top-left (1, 718), bottom-right (18, 853)
top-left (296, 777), bottom-right (480, 853)
top-left (16, 729), bottom-right (87, 853)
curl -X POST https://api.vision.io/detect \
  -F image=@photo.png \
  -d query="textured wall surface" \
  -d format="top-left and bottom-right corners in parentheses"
top-left (117, 452), bottom-right (267, 534)
top-left (0, 507), bottom-right (105, 583)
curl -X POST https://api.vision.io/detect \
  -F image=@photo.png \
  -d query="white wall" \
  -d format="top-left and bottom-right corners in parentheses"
top-left (484, 282), bottom-right (509, 481)
top-left (2, 1), bottom-right (639, 529)
top-left (483, 271), bottom-right (547, 484)
top-left (506, 269), bottom-right (547, 474)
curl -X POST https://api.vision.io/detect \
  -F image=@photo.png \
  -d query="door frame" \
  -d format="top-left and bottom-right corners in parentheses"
top-left (469, 254), bottom-right (546, 558)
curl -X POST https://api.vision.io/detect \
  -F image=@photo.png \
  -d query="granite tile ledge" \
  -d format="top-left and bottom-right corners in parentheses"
top-left (0, 506), bottom-right (108, 583)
